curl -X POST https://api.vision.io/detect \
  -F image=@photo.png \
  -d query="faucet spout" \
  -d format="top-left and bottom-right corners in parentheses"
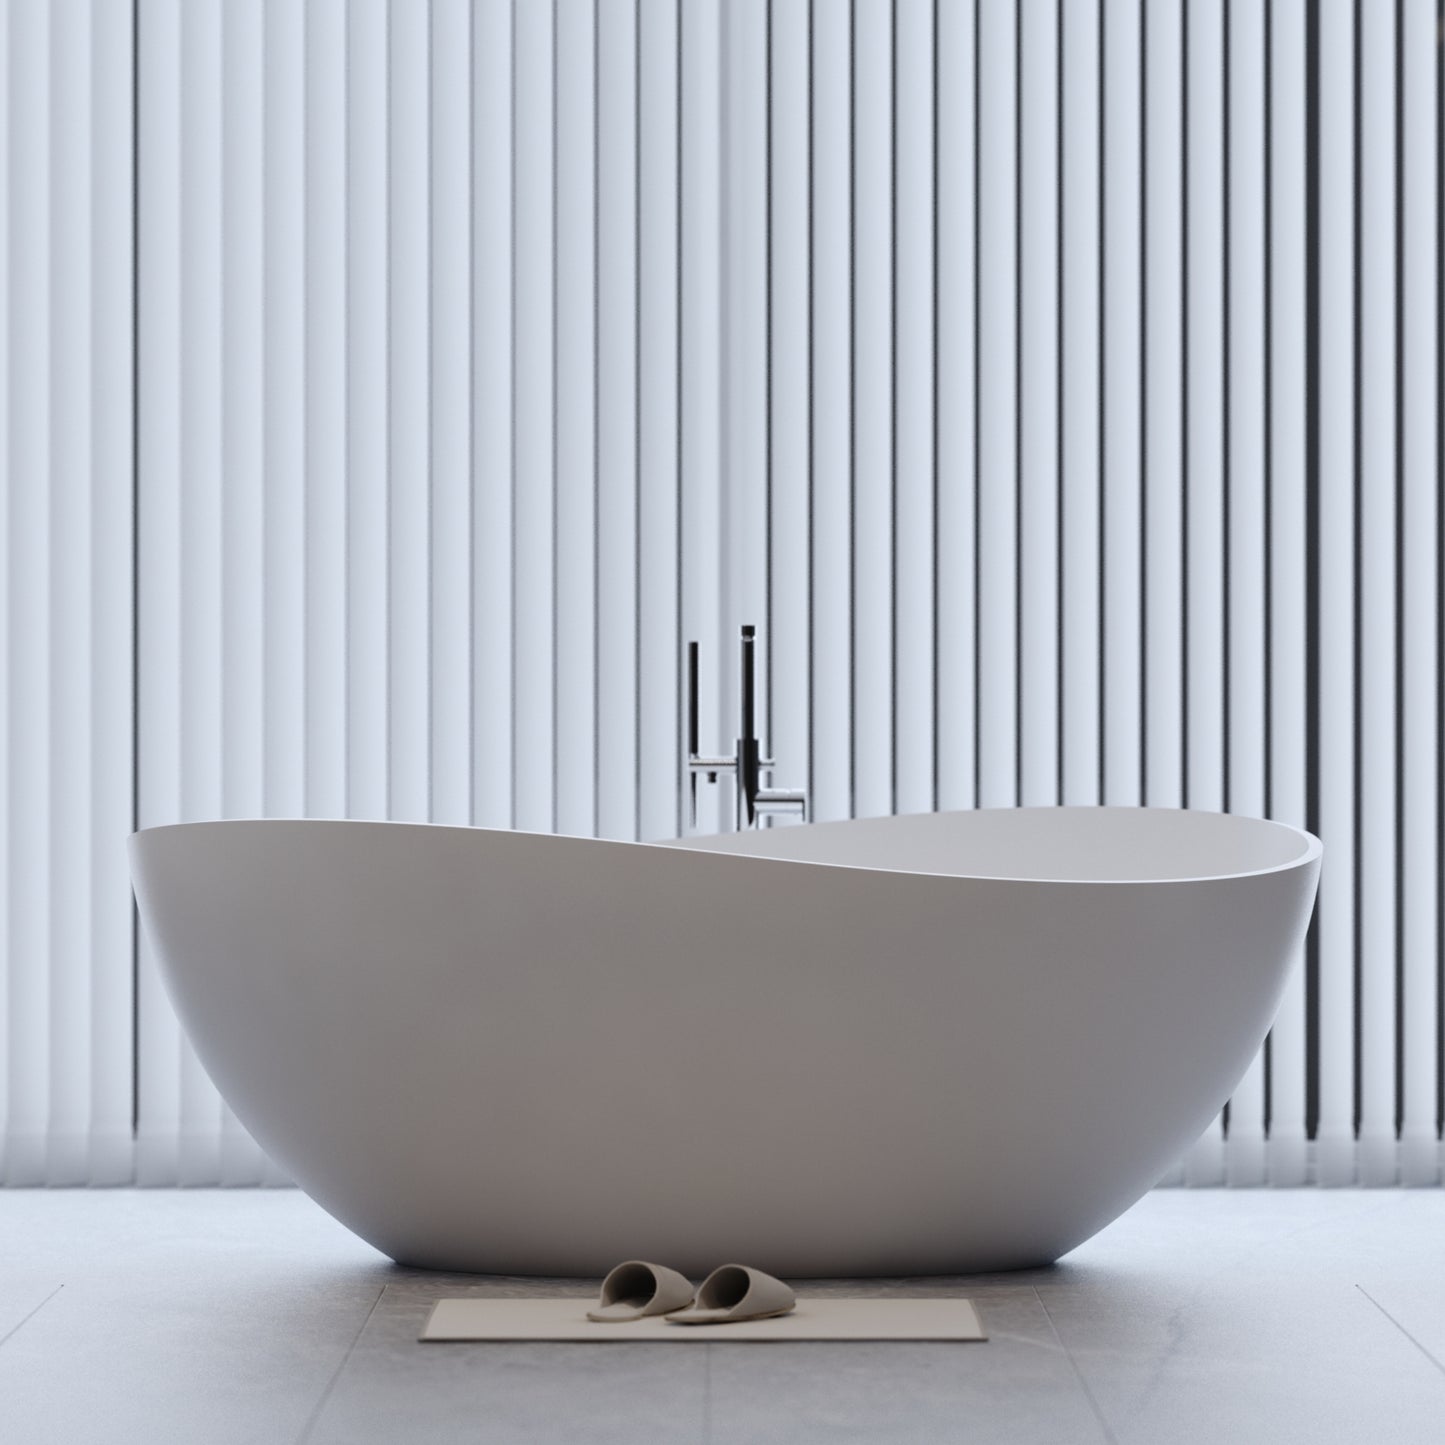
top-left (686, 626), bottom-right (808, 832)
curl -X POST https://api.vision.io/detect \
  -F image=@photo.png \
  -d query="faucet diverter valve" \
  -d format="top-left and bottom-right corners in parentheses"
top-left (686, 626), bottom-right (809, 831)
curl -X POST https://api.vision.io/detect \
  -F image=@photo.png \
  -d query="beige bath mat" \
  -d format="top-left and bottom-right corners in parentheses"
top-left (420, 1297), bottom-right (986, 1343)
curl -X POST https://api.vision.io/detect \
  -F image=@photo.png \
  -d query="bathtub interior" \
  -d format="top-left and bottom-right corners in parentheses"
top-left (664, 805), bottom-right (1316, 884)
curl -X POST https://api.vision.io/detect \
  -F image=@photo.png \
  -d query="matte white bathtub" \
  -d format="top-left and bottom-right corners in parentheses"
top-left (128, 807), bottom-right (1320, 1277)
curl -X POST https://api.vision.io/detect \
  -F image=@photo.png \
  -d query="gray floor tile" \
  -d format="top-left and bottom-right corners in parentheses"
top-left (305, 1280), bottom-right (709, 1445)
top-left (703, 1284), bottom-right (1108, 1445)
top-left (0, 1188), bottom-right (1444, 1444)
top-left (0, 1280), bottom-right (63, 1347)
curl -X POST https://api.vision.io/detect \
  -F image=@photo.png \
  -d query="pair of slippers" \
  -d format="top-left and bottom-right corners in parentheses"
top-left (587, 1260), bottom-right (796, 1326)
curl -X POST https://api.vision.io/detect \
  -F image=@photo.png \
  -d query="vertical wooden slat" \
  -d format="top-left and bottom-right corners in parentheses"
top-left (472, 0), bottom-right (514, 830)
top-left (1266, 0), bottom-right (1310, 1188)
top-left (512, 0), bottom-right (556, 834)
top-left (136, 0), bottom-right (183, 1186)
top-left (722, 0), bottom-right (767, 782)
top-left (218, 0), bottom-right (266, 1186)
top-left (596, 0), bottom-right (639, 843)
top-left (49, 0), bottom-right (91, 1186)
top-left (388, 0), bottom-right (431, 826)
top-left (681, 0), bottom-right (723, 832)
top-left (1018, 0), bottom-right (1058, 809)
top-left (892, 0), bottom-right (934, 818)
top-left (1226, 0), bottom-right (1268, 1186)
top-left (1398, 0), bottom-right (1440, 1187)
top-left (174, 0), bottom-right (225, 1186)
top-left (935, 0), bottom-right (976, 813)
top-left (636, 0), bottom-right (680, 842)
top-left (259, 0), bottom-right (303, 1137)
top-left (808, 0), bottom-right (852, 824)
top-left (1102, 0), bottom-right (1141, 809)
top-left (767, 0), bottom-right (811, 825)
top-left (1183, 0), bottom-right (1226, 1187)
top-left (431, 0), bottom-right (474, 830)
top-left (976, 0), bottom-right (1018, 810)
top-left (1144, 0), bottom-right (1184, 830)
top-left (5, 0), bottom-right (51, 1187)
top-left (177, 0), bottom-right (225, 1187)
top-left (346, 0), bottom-right (390, 824)
top-left (1144, 0), bottom-right (1185, 1186)
top-left (90, 0), bottom-right (137, 1185)
top-left (1315, 0), bottom-right (1357, 1186)
top-left (304, 0), bottom-right (349, 825)
top-left (1356, 0), bottom-right (1398, 1186)
top-left (263, 0), bottom-right (306, 828)
top-left (259, 0), bottom-right (301, 1193)
top-left (1060, 0), bottom-right (1101, 809)
top-left (851, 0), bottom-right (893, 821)
top-left (555, 0), bottom-right (597, 840)
top-left (0, 0), bottom-right (11, 1184)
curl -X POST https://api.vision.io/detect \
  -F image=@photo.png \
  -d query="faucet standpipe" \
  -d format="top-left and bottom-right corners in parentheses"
top-left (686, 627), bottom-right (809, 831)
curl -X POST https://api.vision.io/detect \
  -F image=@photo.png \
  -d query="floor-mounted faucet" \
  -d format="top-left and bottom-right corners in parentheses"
top-left (687, 626), bottom-right (808, 831)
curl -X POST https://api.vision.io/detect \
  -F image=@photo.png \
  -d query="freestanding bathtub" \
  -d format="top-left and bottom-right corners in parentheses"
top-left (128, 807), bottom-right (1320, 1277)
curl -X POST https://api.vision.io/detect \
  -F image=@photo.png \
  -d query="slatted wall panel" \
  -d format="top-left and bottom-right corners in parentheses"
top-left (747, 0), bottom-right (1443, 1188)
top-left (1, 0), bottom-right (135, 1185)
top-left (128, 0), bottom-right (693, 1181)
top-left (3, 0), bottom-right (1443, 1186)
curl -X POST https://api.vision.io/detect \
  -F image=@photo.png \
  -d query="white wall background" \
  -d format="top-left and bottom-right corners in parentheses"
top-left (2, 0), bottom-right (1442, 1187)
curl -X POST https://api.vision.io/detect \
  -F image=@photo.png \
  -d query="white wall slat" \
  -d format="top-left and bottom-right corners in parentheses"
top-left (49, 0), bottom-right (92, 1187)
top-left (1356, 0), bottom-right (1398, 1188)
top-left (1183, 0), bottom-right (1226, 1188)
top-left (554, 0), bottom-right (597, 841)
top-left (596, 0), bottom-right (639, 844)
top-left (682, 0), bottom-right (724, 833)
top-left (346, 0), bottom-right (390, 826)
top-left (850, 0), bottom-right (893, 821)
top-left (636, 0), bottom-right (679, 844)
top-left (1060, 0), bottom-right (1100, 810)
top-left (1398, 0), bottom-right (1441, 1187)
top-left (1017, 0), bottom-right (1058, 810)
top-left (512, 0), bottom-right (556, 836)
top-left (808, 0), bottom-right (851, 825)
top-left (388, 0), bottom-right (431, 827)
top-left (1102, 0), bottom-right (1141, 810)
top-left (430, 0), bottom-right (475, 832)
top-left (934, 0), bottom-right (975, 815)
top-left (1141, 0), bottom-right (1185, 1188)
top-left (1225, 0), bottom-right (1267, 1187)
top-left (766, 0), bottom-right (810, 827)
top-left (175, 0), bottom-right (225, 1188)
top-left (723, 0), bottom-right (767, 810)
top-left (304, 0), bottom-right (349, 826)
top-left (472, 0), bottom-right (514, 832)
top-left (1315, 0), bottom-right (1357, 1187)
top-left (8, 0), bottom-right (51, 1186)
top-left (89, 0), bottom-right (137, 1186)
top-left (891, 0), bottom-right (933, 819)
top-left (1266, 0), bottom-right (1310, 1189)
top-left (217, 0), bottom-right (266, 1187)
top-left (976, 0), bottom-right (1017, 811)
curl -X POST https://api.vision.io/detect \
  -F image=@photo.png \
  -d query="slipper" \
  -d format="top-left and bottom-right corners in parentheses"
top-left (586, 1260), bottom-right (695, 1322)
top-left (664, 1264), bottom-right (796, 1325)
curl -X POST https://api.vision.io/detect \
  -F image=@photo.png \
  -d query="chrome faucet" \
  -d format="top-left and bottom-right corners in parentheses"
top-left (687, 625), bottom-right (808, 830)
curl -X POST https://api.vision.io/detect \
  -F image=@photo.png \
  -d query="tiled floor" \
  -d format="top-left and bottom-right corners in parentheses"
top-left (1, 1188), bottom-right (1442, 1443)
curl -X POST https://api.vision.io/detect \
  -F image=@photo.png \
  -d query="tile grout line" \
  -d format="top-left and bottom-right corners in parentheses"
top-left (1355, 1285), bottom-right (1445, 1382)
top-left (0, 1285), bottom-right (65, 1353)
top-left (1032, 1286), bottom-right (1120, 1445)
top-left (294, 1284), bottom-right (389, 1445)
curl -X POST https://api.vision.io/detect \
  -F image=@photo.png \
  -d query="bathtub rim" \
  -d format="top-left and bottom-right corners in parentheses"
top-left (128, 805), bottom-right (1322, 889)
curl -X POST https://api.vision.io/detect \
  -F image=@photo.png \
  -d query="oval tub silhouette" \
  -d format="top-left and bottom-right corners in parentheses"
top-left (128, 806), bottom-right (1321, 1277)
